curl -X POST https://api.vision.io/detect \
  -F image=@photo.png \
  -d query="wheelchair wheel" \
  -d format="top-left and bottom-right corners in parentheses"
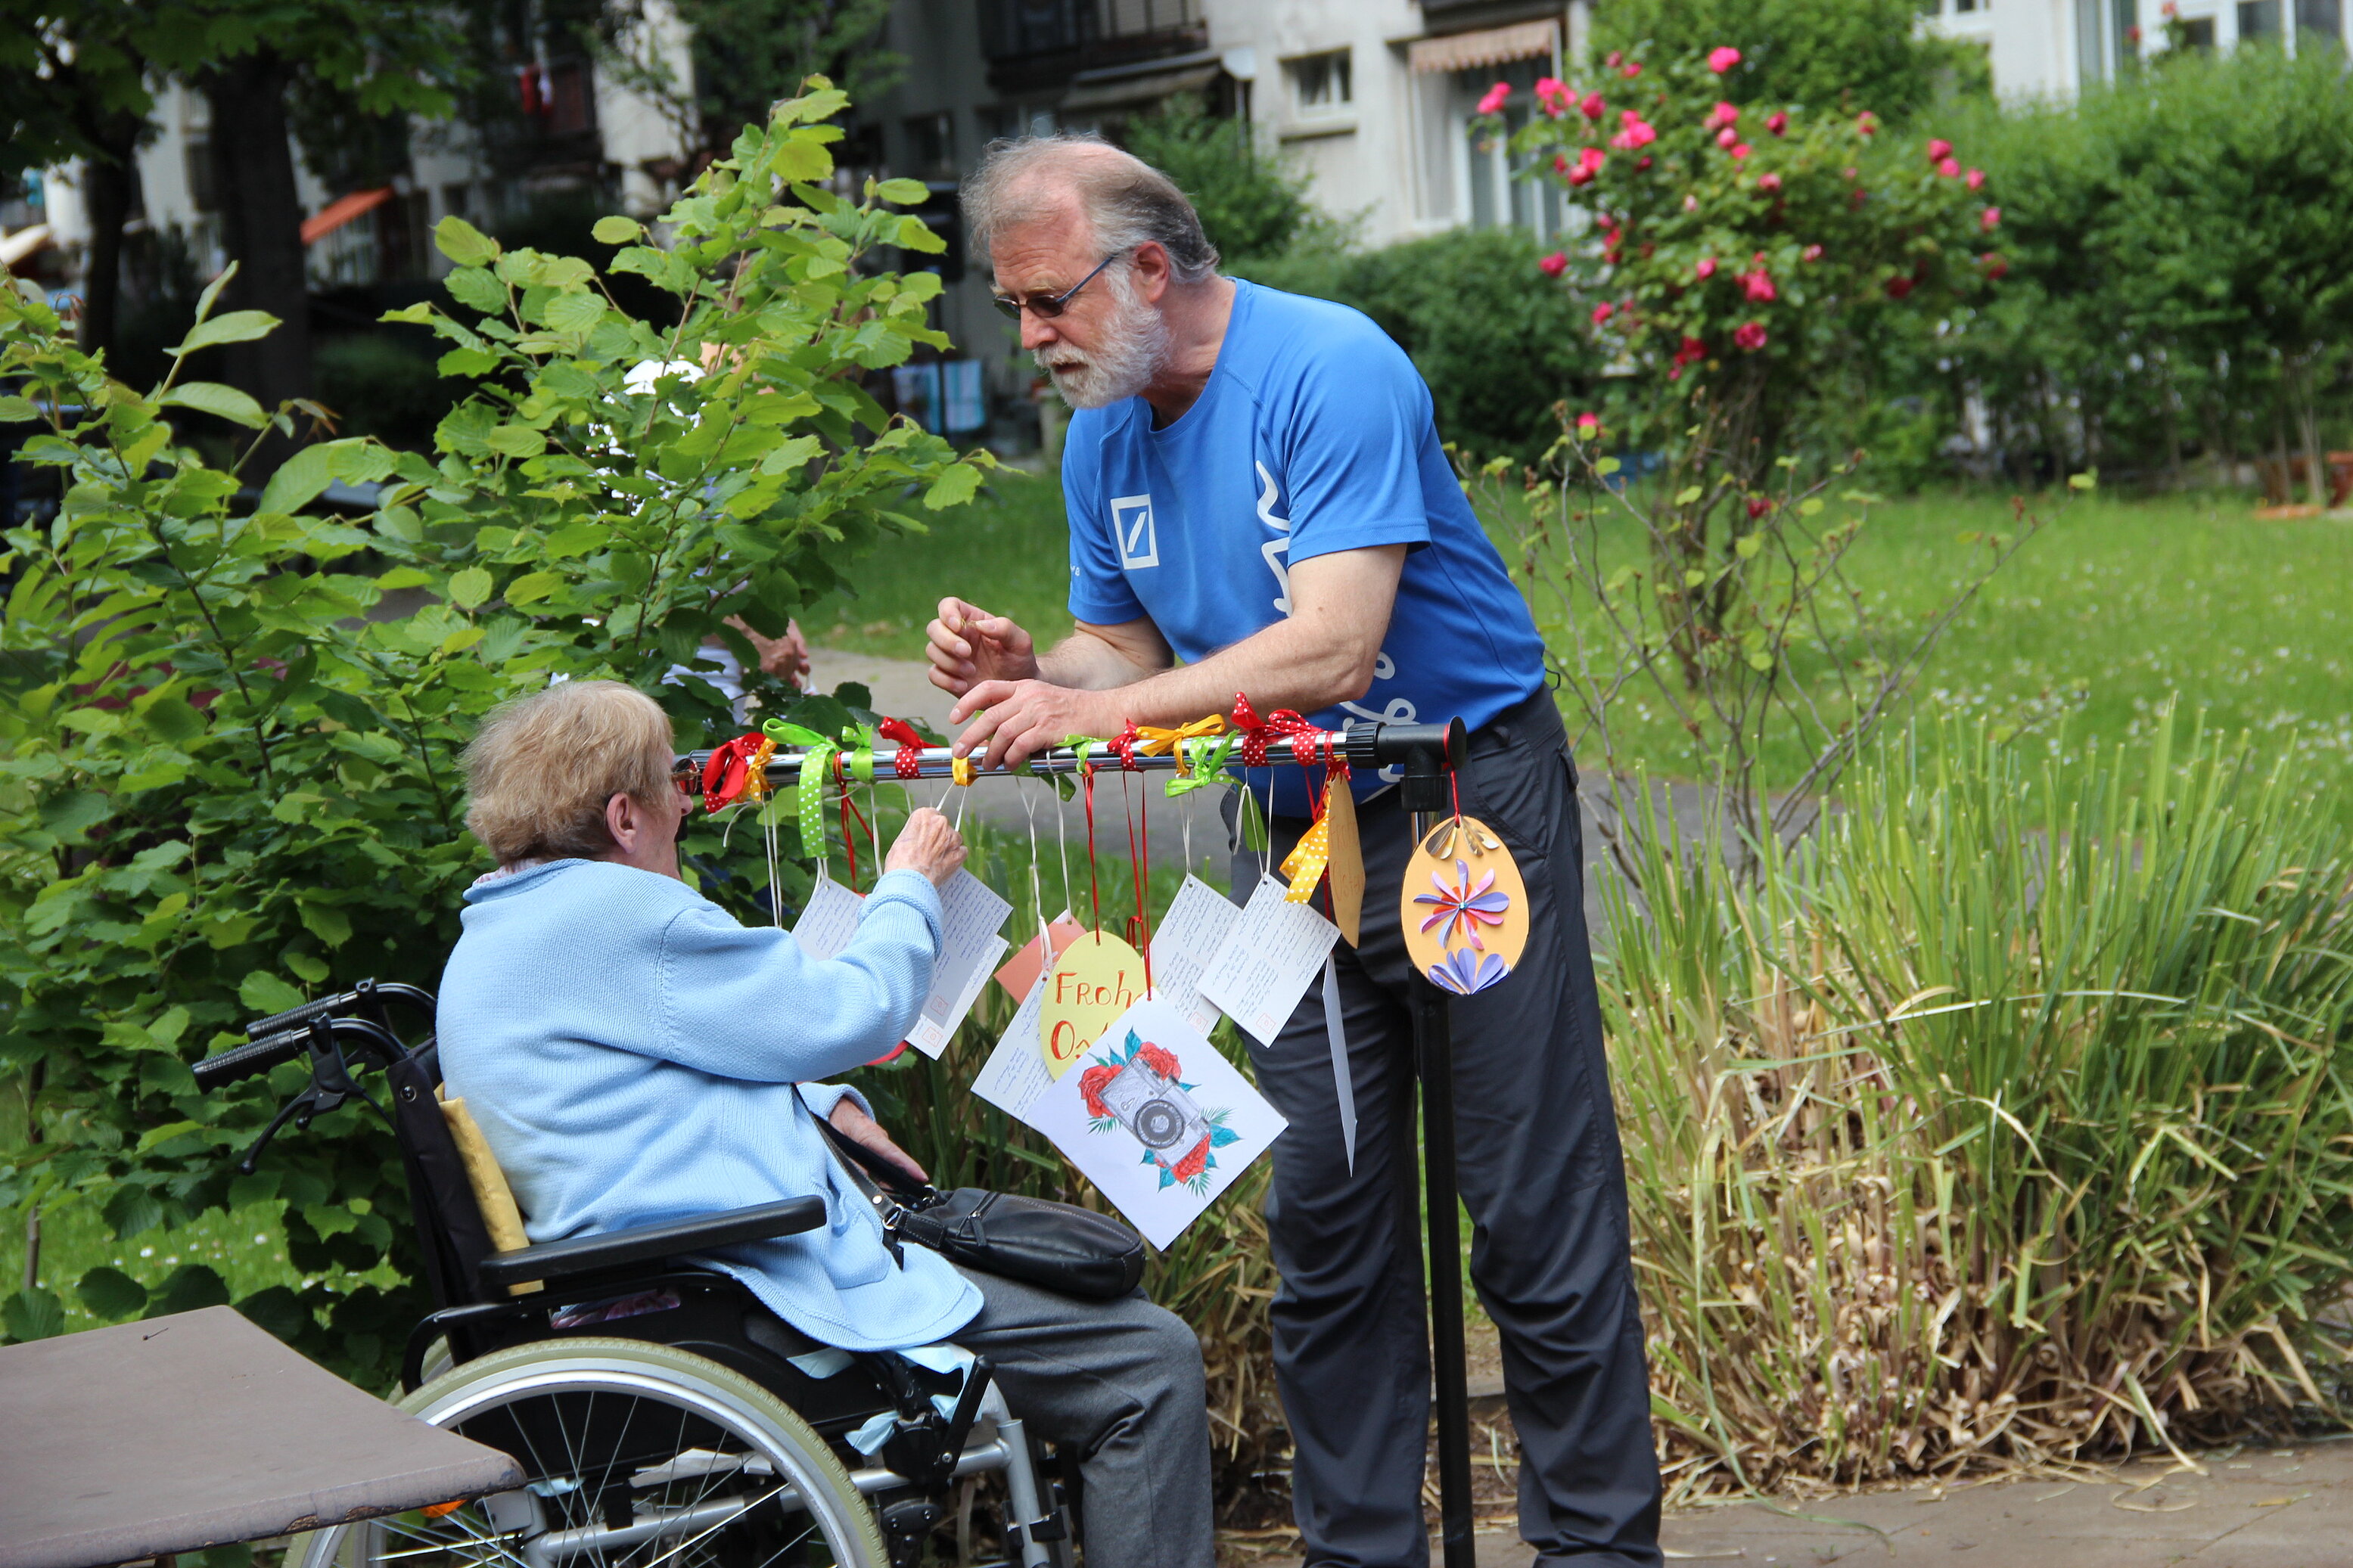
top-left (292, 1337), bottom-right (887, 1568)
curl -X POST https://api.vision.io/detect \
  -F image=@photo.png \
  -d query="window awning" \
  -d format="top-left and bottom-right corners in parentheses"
top-left (0, 224), bottom-right (54, 269)
top-left (1407, 18), bottom-right (1559, 75)
top-left (1060, 61), bottom-right (1223, 114)
top-left (301, 187), bottom-right (393, 246)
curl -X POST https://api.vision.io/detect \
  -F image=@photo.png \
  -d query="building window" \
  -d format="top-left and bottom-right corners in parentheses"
top-left (904, 112), bottom-right (957, 180)
top-left (184, 136), bottom-right (215, 213)
top-left (2182, 14), bottom-right (2218, 44)
top-left (547, 61), bottom-right (595, 136)
top-left (2297, 0), bottom-right (2343, 44)
top-left (1288, 50), bottom-right (1352, 113)
top-left (1455, 60), bottom-right (1562, 240)
top-left (2239, 0), bottom-right (2282, 37)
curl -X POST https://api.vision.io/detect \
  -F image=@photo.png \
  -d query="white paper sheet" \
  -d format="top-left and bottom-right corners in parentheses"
top-left (1196, 875), bottom-right (1341, 1048)
top-left (1024, 998), bottom-right (1287, 1250)
top-left (790, 873), bottom-right (865, 961)
top-left (1145, 874), bottom-right (1242, 1036)
top-left (973, 969), bottom-right (1054, 1120)
top-left (905, 869), bottom-right (1013, 1057)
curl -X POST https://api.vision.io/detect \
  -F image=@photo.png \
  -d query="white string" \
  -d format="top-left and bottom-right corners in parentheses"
top-left (1054, 769), bottom-right (1071, 923)
top-left (763, 800), bottom-right (782, 927)
top-left (1180, 739), bottom-right (1195, 879)
top-left (1019, 777), bottom-right (1046, 944)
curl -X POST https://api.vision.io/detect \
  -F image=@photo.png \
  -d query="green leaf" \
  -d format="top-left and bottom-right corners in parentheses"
top-left (924, 463), bottom-right (983, 511)
top-left (103, 1186), bottom-right (166, 1242)
top-left (0, 393), bottom-right (39, 421)
top-left (2068, 470), bottom-right (2098, 491)
top-left (160, 381), bottom-right (268, 428)
top-left (449, 567), bottom-right (494, 610)
top-left (436, 216), bottom-right (501, 267)
top-left (148, 1265), bottom-right (229, 1318)
top-left (1674, 485), bottom-right (1705, 506)
top-left (486, 424), bottom-right (547, 460)
top-left (238, 971), bottom-right (306, 1015)
top-left (437, 346), bottom-right (498, 377)
top-left (76, 1266), bottom-right (149, 1320)
top-left (876, 177), bottom-right (930, 205)
top-left (544, 522), bottom-right (606, 557)
top-left (445, 265), bottom-right (508, 315)
top-left (505, 570), bottom-right (561, 604)
top-left (299, 902), bottom-right (353, 948)
top-left (1798, 498), bottom-right (1826, 517)
top-left (2, 1288), bottom-right (64, 1343)
top-left (894, 216), bottom-right (947, 254)
top-left (302, 1203), bottom-right (361, 1240)
top-left (1735, 535), bottom-right (1763, 558)
top-left (543, 292), bottom-right (604, 334)
top-left (255, 444), bottom-right (337, 517)
top-left (174, 309), bottom-right (278, 356)
top-left (592, 215), bottom-right (645, 244)
top-left (135, 1119), bottom-right (206, 1153)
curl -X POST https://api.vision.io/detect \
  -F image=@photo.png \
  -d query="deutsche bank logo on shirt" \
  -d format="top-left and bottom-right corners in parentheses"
top-left (1111, 493), bottom-right (1158, 571)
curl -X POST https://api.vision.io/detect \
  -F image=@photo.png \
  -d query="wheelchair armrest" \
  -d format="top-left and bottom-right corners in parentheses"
top-left (476, 1197), bottom-right (827, 1290)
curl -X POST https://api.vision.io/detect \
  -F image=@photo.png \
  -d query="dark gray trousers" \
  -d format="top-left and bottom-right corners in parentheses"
top-left (1229, 693), bottom-right (1661, 1567)
top-left (949, 1264), bottom-right (1216, 1568)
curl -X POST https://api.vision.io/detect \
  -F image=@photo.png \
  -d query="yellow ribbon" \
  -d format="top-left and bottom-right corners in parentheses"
top-left (1134, 716), bottom-right (1226, 760)
top-left (742, 737), bottom-right (777, 803)
top-left (951, 755), bottom-right (978, 787)
top-left (1278, 777), bottom-right (1336, 903)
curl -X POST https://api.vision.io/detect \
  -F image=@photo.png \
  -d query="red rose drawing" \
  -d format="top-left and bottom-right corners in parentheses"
top-left (1171, 1138), bottom-right (1212, 1184)
top-left (1079, 1064), bottom-right (1120, 1119)
top-left (1138, 1042), bottom-right (1182, 1081)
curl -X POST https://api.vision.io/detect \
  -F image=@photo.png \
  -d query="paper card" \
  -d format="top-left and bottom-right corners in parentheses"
top-left (791, 873), bottom-right (865, 961)
top-left (1024, 998), bottom-right (1288, 1251)
top-left (1145, 875), bottom-right (1242, 1036)
top-left (973, 969), bottom-right (1053, 1121)
top-left (1040, 931), bottom-right (1148, 1078)
top-left (906, 870), bottom-right (1013, 1057)
top-left (995, 917), bottom-right (1086, 1003)
top-left (1197, 875), bottom-right (1341, 1048)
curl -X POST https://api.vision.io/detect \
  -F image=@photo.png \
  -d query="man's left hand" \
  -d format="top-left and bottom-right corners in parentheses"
top-left (950, 680), bottom-right (1113, 770)
top-left (828, 1098), bottom-right (930, 1186)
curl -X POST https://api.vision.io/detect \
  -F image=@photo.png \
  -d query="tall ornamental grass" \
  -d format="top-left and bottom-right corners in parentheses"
top-left (1608, 713), bottom-right (2353, 1500)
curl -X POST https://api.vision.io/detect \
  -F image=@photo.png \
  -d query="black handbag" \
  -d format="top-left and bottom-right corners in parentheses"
top-left (819, 1121), bottom-right (1146, 1301)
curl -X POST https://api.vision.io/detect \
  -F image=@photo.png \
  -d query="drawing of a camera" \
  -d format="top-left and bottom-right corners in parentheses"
top-left (1096, 1059), bottom-right (1212, 1153)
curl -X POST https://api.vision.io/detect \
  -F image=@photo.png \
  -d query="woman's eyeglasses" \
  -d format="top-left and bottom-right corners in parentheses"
top-left (991, 253), bottom-right (1122, 321)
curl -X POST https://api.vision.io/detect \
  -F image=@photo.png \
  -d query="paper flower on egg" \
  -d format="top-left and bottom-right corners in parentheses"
top-left (1429, 946), bottom-right (1511, 995)
top-left (1414, 860), bottom-right (1512, 949)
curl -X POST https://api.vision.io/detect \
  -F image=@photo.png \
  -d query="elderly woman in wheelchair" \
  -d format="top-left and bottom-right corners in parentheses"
top-left (280, 679), bottom-right (1214, 1568)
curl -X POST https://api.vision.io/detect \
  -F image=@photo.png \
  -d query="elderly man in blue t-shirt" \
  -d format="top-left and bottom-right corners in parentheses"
top-left (924, 139), bottom-right (1661, 1567)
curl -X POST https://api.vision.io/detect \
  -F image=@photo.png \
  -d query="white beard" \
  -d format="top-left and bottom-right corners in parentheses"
top-left (1033, 265), bottom-right (1170, 410)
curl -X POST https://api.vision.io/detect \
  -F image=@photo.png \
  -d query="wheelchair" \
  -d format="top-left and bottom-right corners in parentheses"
top-left (194, 979), bottom-right (1077, 1568)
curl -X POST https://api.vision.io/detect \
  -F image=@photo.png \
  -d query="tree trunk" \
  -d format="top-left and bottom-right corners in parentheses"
top-left (74, 110), bottom-right (146, 366)
top-left (203, 49), bottom-right (311, 422)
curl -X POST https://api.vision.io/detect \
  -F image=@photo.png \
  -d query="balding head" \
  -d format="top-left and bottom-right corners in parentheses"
top-left (962, 134), bottom-right (1220, 284)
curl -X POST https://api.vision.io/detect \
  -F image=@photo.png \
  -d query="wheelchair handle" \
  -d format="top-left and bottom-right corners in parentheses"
top-left (244, 978), bottom-right (435, 1039)
top-left (191, 1027), bottom-right (311, 1091)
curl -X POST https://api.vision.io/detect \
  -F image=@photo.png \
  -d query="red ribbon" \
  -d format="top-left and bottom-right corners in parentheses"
top-left (878, 717), bottom-right (927, 781)
top-left (1108, 719), bottom-right (1145, 772)
top-left (701, 734), bottom-right (766, 815)
top-left (1230, 694), bottom-right (1330, 768)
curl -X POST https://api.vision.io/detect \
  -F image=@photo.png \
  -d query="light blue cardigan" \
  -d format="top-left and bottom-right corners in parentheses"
top-left (436, 858), bottom-right (982, 1352)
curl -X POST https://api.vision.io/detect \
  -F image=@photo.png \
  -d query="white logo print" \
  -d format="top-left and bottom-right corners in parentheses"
top-left (1254, 461), bottom-right (1292, 616)
top-left (1111, 494), bottom-right (1158, 570)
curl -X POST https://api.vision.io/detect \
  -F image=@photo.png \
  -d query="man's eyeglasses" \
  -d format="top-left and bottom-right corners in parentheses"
top-left (992, 253), bottom-right (1122, 321)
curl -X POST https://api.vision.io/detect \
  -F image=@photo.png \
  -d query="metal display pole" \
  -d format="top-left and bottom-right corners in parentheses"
top-left (692, 716), bottom-right (1482, 1565)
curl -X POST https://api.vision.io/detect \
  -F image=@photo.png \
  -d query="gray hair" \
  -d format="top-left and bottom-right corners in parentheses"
top-left (961, 133), bottom-right (1221, 284)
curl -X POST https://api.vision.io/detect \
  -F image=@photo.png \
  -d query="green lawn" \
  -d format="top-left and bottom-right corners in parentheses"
top-left (811, 475), bottom-right (2353, 822)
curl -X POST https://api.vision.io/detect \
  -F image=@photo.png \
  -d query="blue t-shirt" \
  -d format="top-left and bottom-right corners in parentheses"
top-left (1063, 278), bottom-right (1546, 815)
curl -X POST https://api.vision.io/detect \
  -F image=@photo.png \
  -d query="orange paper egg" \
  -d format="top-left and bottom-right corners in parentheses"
top-left (1400, 815), bottom-right (1528, 995)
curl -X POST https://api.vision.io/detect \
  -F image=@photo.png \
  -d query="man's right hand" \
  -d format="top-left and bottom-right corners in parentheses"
top-left (883, 808), bottom-right (967, 890)
top-left (926, 598), bottom-right (1039, 697)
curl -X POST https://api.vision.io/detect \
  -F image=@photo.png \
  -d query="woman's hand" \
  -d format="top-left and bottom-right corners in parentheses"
top-left (884, 808), bottom-right (965, 890)
top-left (829, 1098), bottom-right (930, 1185)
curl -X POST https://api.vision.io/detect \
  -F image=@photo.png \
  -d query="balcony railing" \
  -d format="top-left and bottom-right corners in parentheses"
top-left (978, 0), bottom-right (1208, 91)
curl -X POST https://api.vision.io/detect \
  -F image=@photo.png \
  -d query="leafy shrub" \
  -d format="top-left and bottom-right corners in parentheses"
top-left (1240, 228), bottom-right (1598, 464)
top-left (1595, 0), bottom-right (1990, 124)
top-left (0, 83), bottom-right (990, 1380)
top-left (1124, 98), bottom-right (1340, 265)
top-left (312, 332), bottom-right (462, 451)
top-left (1609, 713), bottom-right (2353, 1498)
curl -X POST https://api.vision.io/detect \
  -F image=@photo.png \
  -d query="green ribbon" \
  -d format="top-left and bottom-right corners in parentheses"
top-left (790, 736), bottom-right (837, 860)
top-left (1165, 730), bottom-right (1242, 797)
top-left (841, 724), bottom-right (877, 784)
top-left (761, 719), bottom-right (825, 747)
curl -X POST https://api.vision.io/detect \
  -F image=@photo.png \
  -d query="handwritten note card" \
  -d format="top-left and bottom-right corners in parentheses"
top-left (1146, 875), bottom-right (1242, 1036)
top-left (1197, 874), bottom-right (1340, 1048)
top-left (906, 869), bottom-right (1012, 1057)
top-left (790, 873), bottom-right (865, 961)
top-left (973, 969), bottom-right (1053, 1122)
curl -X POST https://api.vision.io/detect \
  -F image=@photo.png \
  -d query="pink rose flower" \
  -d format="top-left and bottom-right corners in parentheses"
top-left (1885, 275), bottom-right (1914, 299)
top-left (1733, 320), bottom-right (1768, 351)
top-left (1758, 172), bottom-right (1783, 193)
top-left (1637, 154), bottom-right (1652, 169)
top-left (1581, 91), bottom-right (1605, 121)
top-left (1731, 143), bottom-right (1751, 160)
top-left (1623, 61), bottom-right (1643, 78)
top-left (1717, 126), bottom-right (1739, 148)
top-left (1696, 256), bottom-right (1717, 280)
top-left (1611, 112), bottom-right (1657, 150)
top-left (1801, 243), bottom-right (1824, 262)
top-left (1938, 157), bottom-right (1961, 179)
top-left (1540, 250), bottom-right (1569, 278)
top-left (1740, 269), bottom-right (1776, 303)
top-left (1709, 101), bottom-right (1740, 129)
top-left (1535, 76), bottom-right (1573, 117)
top-left (1683, 193), bottom-right (1700, 212)
top-left (1981, 251), bottom-right (2009, 280)
top-left (1981, 206), bottom-right (2002, 231)
top-left (1576, 411), bottom-right (1601, 435)
top-left (1767, 110), bottom-right (1788, 136)
top-left (1478, 82), bottom-right (1512, 116)
top-left (1966, 167), bottom-right (1986, 191)
top-left (1708, 46), bottom-right (1742, 73)
top-left (1592, 301), bottom-right (1615, 324)
top-left (1605, 49), bottom-right (1623, 67)
top-left (1747, 498), bottom-right (1771, 519)
top-left (1856, 111), bottom-right (1879, 137)
top-left (1927, 138), bottom-right (1954, 162)
top-left (1566, 145), bottom-right (1607, 185)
